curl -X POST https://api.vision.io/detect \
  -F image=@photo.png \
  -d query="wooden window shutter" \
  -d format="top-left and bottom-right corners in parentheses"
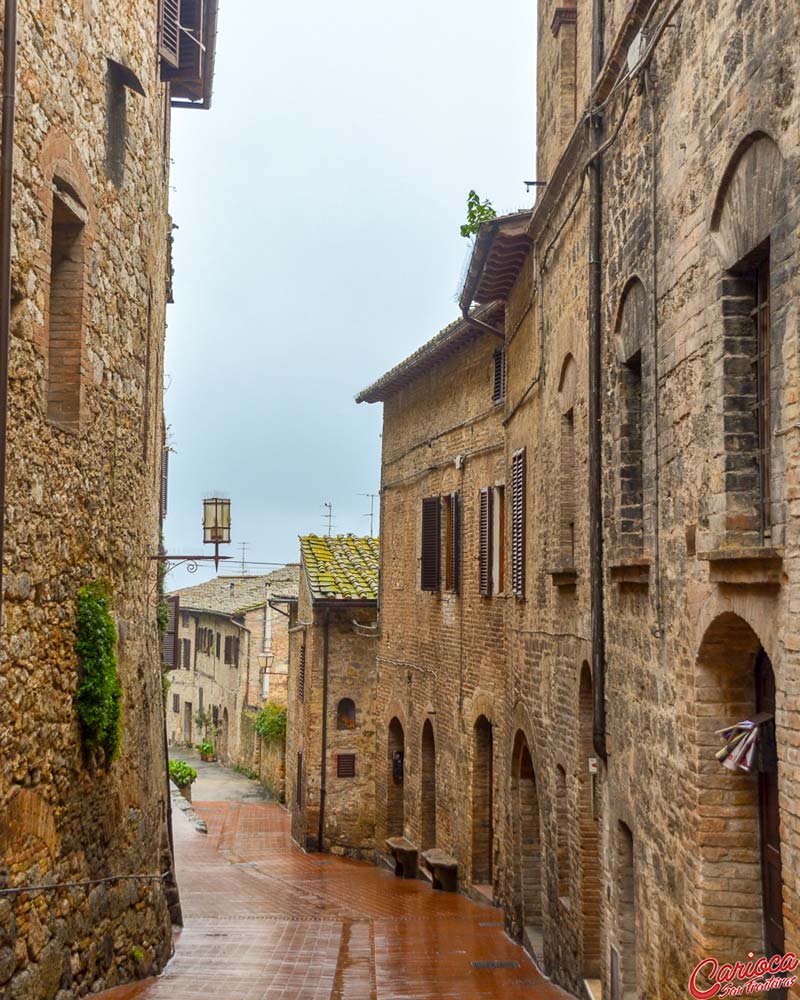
top-left (182, 638), bottom-right (190, 669)
top-left (450, 492), bottom-right (461, 594)
top-left (492, 348), bottom-right (506, 404)
top-left (233, 637), bottom-right (240, 666)
top-left (298, 643), bottom-right (306, 701)
top-left (479, 487), bottom-right (492, 596)
top-left (511, 448), bottom-right (526, 597)
top-left (420, 497), bottom-right (441, 591)
top-left (161, 595), bottom-right (179, 667)
top-left (172, 693), bottom-right (179, 713)
top-left (337, 753), bottom-right (356, 778)
top-left (224, 635), bottom-right (232, 664)
top-left (158, 0), bottom-right (181, 69)
top-left (160, 446), bottom-right (169, 520)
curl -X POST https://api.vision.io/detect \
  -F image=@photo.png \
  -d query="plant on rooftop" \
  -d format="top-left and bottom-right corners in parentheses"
top-left (75, 581), bottom-right (122, 766)
top-left (460, 189), bottom-right (497, 239)
top-left (253, 701), bottom-right (287, 744)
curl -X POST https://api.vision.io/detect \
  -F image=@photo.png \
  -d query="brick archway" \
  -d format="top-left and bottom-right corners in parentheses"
top-left (387, 717), bottom-right (405, 838)
top-left (511, 730), bottom-right (543, 951)
top-left (692, 612), bottom-right (784, 970)
top-left (471, 714), bottom-right (493, 885)
top-left (579, 662), bottom-right (601, 977)
top-left (420, 719), bottom-right (436, 851)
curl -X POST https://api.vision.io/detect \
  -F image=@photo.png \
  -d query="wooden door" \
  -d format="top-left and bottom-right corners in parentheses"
top-left (755, 650), bottom-right (784, 980)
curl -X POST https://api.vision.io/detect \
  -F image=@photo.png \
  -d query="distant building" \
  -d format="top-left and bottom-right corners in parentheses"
top-left (285, 535), bottom-right (379, 858)
top-left (164, 567), bottom-right (299, 761)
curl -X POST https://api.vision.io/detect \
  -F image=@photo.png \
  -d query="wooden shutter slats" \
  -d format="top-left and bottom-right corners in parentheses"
top-left (420, 497), bottom-right (441, 591)
top-left (158, 0), bottom-right (181, 68)
top-left (450, 492), bottom-right (460, 594)
top-left (337, 753), bottom-right (356, 778)
top-left (479, 487), bottom-right (492, 596)
top-left (160, 446), bottom-right (169, 520)
top-left (298, 642), bottom-right (306, 701)
top-left (511, 448), bottom-right (526, 597)
top-left (161, 595), bottom-right (179, 667)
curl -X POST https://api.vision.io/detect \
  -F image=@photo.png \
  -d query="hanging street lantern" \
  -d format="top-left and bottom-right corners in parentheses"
top-left (152, 496), bottom-right (232, 575)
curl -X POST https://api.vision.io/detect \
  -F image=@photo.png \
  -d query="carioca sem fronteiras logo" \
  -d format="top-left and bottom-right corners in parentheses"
top-left (689, 952), bottom-right (799, 998)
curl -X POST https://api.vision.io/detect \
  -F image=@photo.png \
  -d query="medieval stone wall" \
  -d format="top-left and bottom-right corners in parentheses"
top-left (369, 3), bottom-right (799, 998)
top-left (0, 2), bottom-right (176, 995)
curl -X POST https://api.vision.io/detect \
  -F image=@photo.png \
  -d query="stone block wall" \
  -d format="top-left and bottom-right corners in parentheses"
top-left (0, 2), bottom-right (178, 995)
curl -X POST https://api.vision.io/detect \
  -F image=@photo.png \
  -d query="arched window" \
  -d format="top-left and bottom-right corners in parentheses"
top-left (336, 698), bottom-right (356, 730)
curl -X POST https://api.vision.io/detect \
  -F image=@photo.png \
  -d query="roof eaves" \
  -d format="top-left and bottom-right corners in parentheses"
top-left (355, 302), bottom-right (501, 404)
top-left (459, 211), bottom-right (532, 313)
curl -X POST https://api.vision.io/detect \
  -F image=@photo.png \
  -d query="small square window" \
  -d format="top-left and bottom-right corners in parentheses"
top-left (337, 754), bottom-right (356, 778)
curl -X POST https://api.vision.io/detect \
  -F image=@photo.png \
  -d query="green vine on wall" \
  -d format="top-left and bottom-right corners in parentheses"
top-left (253, 702), bottom-right (287, 744)
top-left (75, 581), bottom-right (122, 765)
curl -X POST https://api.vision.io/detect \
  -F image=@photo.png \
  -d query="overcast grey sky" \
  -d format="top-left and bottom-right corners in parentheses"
top-left (164, 0), bottom-right (536, 589)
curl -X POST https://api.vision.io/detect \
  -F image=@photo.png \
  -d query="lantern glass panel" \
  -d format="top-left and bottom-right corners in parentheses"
top-left (203, 498), bottom-right (231, 544)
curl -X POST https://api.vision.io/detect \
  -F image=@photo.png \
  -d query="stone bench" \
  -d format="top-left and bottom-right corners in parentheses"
top-left (386, 837), bottom-right (419, 879)
top-left (422, 849), bottom-right (458, 892)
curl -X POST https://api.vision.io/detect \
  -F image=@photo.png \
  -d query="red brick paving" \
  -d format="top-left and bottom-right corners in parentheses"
top-left (97, 797), bottom-right (568, 1000)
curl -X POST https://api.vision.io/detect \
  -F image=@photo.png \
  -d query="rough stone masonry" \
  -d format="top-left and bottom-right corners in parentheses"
top-left (0, 1), bottom-right (216, 997)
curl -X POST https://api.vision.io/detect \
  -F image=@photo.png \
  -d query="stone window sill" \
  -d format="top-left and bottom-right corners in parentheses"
top-left (608, 554), bottom-right (651, 587)
top-left (696, 546), bottom-right (783, 586)
top-left (548, 566), bottom-right (578, 588)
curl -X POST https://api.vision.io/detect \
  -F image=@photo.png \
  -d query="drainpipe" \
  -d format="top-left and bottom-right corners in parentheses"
top-left (461, 306), bottom-right (505, 341)
top-left (589, 0), bottom-right (608, 762)
top-left (0, 0), bottom-right (18, 625)
top-left (317, 610), bottom-right (330, 851)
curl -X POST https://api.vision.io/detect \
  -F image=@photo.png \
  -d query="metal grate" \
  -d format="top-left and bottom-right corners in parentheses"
top-left (337, 754), bottom-right (356, 778)
top-left (471, 960), bottom-right (519, 970)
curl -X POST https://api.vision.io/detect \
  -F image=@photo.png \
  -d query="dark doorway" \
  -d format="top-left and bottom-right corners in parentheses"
top-left (387, 718), bottom-right (405, 838)
top-left (421, 720), bottom-right (436, 850)
top-left (756, 649), bottom-right (785, 981)
top-left (471, 716), bottom-right (493, 886)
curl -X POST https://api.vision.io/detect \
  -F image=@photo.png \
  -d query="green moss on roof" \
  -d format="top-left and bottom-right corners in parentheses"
top-left (300, 534), bottom-right (379, 602)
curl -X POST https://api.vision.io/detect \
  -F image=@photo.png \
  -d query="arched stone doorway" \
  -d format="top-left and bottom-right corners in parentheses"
top-left (387, 717), bottom-right (405, 838)
top-left (579, 663), bottom-right (601, 977)
top-left (421, 720), bottom-right (436, 850)
top-left (694, 613), bottom-right (784, 974)
top-left (511, 731), bottom-right (543, 957)
top-left (471, 715), bottom-right (493, 886)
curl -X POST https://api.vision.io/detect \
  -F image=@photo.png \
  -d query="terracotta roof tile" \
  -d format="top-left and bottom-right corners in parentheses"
top-left (300, 535), bottom-right (379, 602)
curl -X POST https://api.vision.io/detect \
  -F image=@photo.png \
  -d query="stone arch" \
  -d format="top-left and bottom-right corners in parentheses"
top-left (420, 719), bottom-right (436, 851)
top-left (557, 352), bottom-right (578, 414)
top-left (555, 764), bottom-right (569, 902)
top-left (471, 714), bottom-right (494, 885)
top-left (579, 662), bottom-right (601, 977)
top-left (614, 277), bottom-right (649, 551)
top-left (711, 132), bottom-right (786, 269)
top-left (692, 611), bottom-right (784, 963)
top-left (336, 697), bottom-right (356, 730)
top-left (616, 820), bottom-right (638, 1000)
top-left (511, 730), bottom-right (543, 951)
top-left (558, 353), bottom-right (578, 564)
top-left (613, 276), bottom-right (648, 365)
top-left (387, 717), bottom-right (405, 838)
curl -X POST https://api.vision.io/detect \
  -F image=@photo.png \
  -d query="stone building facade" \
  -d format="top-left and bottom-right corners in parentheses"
top-left (358, 2), bottom-right (799, 997)
top-left (285, 535), bottom-right (379, 859)
top-left (164, 567), bottom-right (299, 762)
top-left (0, 1), bottom-right (217, 997)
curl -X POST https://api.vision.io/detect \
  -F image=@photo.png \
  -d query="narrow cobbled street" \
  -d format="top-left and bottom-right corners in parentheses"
top-left (97, 757), bottom-right (566, 1000)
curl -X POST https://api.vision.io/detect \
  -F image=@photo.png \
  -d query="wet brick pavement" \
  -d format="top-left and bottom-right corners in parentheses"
top-left (97, 759), bottom-right (569, 1000)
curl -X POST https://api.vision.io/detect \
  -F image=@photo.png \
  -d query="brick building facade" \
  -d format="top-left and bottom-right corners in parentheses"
top-left (285, 535), bottom-right (379, 859)
top-left (0, 1), bottom-right (217, 996)
top-left (358, 2), bottom-right (799, 997)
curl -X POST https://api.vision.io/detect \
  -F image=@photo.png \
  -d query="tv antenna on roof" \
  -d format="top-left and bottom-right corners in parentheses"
top-left (358, 492), bottom-right (379, 537)
top-left (322, 502), bottom-right (334, 537)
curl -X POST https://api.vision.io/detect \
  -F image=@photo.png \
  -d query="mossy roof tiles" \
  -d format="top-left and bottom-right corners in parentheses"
top-left (170, 565), bottom-right (300, 616)
top-left (300, 534), bottom-right (379, 602)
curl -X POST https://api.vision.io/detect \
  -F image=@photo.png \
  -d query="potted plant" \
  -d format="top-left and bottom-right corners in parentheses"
top-left (168, 759), bottom-right (197, 802)
top-left (196, 739), bottom-right (216, 762)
